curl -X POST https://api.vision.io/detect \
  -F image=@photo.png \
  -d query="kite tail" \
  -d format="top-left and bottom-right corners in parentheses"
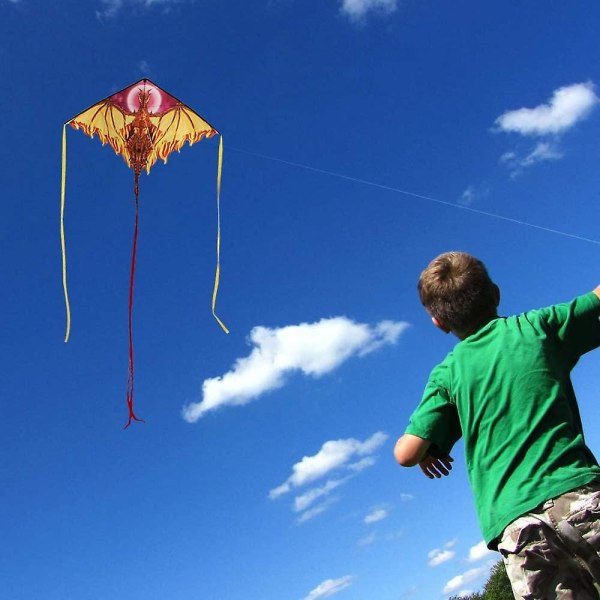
top-left (61, 124), bottom-right (71, 343)
top-left (212, 135), bottom-right (229, 334)
top-left (125, 175), bottom-right (144, 429)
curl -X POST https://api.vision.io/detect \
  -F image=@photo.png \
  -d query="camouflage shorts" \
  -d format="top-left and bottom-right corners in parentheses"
top-left (498, 482), bottom-right (600, 599)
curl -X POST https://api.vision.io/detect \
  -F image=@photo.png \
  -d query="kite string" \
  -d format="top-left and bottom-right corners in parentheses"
top-left (228, 146), bottom-right (600, 247)
top-left (211, 135), bottom-right (229, 334)
top-left (61, 124), bottom-right (72, 342)
top-left (125, 176), bottom-right (144, 429)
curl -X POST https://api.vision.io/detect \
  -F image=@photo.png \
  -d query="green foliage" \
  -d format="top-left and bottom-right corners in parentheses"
top-left (448, 561), bottom-right (512, 600)
top-left (481, 561), bottom-right (513, 599)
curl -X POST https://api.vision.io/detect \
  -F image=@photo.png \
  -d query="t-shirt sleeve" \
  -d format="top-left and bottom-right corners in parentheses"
top-left (538, 292), bottom-right (600, 363)
top-left (405, 369), bottom-right (462, 456)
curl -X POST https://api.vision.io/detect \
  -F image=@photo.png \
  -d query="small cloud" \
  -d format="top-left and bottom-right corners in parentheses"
top-left (385, 529), bottom-right (404, 541)
top-left (500, 141), bottom-right (563, 178)
top-left (495, 82), bottom-right (599, 136)
top-left (270, 432), bottom-right (388, 499)
top-left (467, 540), bottom-right (493, 563)
top-left (364, 507), bottom-right (388, 524)
top-left (296, 499), bottom-right (337, 523)
top-left (399, 493), bottom-right (414, 502)
top-left (443, 565), bottom-right (490, 594)
top-left (340, 0), bottom-right (397, 21)
top-left (520, 141), bottom-right (563, 166)
top-left (96, 0), bottom-right (184, 19)
top-left (428, 548), bottom-right (455, 567)
top-left (303, 576), bottom-right (356, 600)
top-left (293, 478), bottom-right (347, 512)
top-left (457, 591), bottom-right (474, 598)
top-left (182, 318), bottom-right (407, 422)
top-left (428, 539), bottom-right (457, 567)
top-left (459, 184), bottom-right (489, 206)
top-left (357, 531), bottom-right (377, 546)
top-left (138, 60), bottom-right (152, 76)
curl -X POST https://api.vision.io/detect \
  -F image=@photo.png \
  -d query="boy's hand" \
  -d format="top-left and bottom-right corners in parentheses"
top-left (419, 455), bottom-right (453, 479)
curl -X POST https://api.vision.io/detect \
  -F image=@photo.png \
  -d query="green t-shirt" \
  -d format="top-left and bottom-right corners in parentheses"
top-left (406, 291), bottom-right (600, 547)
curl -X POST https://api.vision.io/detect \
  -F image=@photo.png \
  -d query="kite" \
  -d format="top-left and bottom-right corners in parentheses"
top-left (60, 79), bottom-right (228, 428)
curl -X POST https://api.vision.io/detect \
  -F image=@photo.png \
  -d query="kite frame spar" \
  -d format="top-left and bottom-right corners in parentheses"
top-left (60, 79), bottom-right (228, 427)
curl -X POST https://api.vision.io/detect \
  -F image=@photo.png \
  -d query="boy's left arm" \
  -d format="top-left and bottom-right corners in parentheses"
top-left (394, 434), bottom-right (453, 478)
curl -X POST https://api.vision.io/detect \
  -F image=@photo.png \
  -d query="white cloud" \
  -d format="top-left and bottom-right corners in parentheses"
top-left (97, 0), bottom-right (183, 19)
top-left (495, 82), bottom-right (598, 136)
top-left (182, 317), bottom-right (407, 422)
top-left (364, 507), bottom-right (388, 524)
top-left (443, 565), bottom-right (489, 594)
top-left (427, 548), bottom-right (456, 567)
top-left (467, 540), bottom-right (493, 563)
top-left (269, 432), bottom-right (388, 499)
top-left (520, 141), bottom-right (563, 166)
top-left (428, 539), bottom-right (457, 567)
top-left (340, 0), bottom-right (397, 21)
top-left (500, 141), bottom-right (563, 177)
top-left (293, 478), bottom-right (347, 512)
top-left (399, 493), bottom-right (414, 502)
top-left (428, 548), bottom-right (455, 567)
top-left (459, 184), bottom-right (489, 206)
top-left (303, 576), bottom-right (356, 600)
top-left (297, 499), bottom-right (337, 523)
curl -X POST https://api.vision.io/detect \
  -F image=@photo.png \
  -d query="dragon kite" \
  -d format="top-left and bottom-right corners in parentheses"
top-left (60, 79), bottom-right (228, 428)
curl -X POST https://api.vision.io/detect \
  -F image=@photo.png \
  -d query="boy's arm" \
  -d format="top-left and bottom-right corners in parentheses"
top-left (594, 285), bottom-right (600, 301)
top-left (395, 435), bottom-right (454, 478)
top-left (394, 434), bottom-right (431, 467)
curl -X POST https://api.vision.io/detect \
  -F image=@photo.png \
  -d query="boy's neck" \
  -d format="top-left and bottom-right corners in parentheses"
top-left (455, 313), bottom-right (498, 340)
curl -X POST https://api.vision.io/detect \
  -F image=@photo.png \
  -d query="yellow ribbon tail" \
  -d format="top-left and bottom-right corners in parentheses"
top-left (61, 124), bottom-right (72, 343)
top-left (211, 135), bottom-right (229, 334)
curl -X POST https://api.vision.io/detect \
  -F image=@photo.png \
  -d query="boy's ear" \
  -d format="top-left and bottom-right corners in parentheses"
top-left (431, 316), bottom-right (451, 334)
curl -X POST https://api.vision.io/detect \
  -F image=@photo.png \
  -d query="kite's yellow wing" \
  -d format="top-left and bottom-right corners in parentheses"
top-left (148, 103), bottom-right (217, 172)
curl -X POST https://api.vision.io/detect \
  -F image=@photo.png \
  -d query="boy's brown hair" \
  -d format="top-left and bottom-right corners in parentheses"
top-left (418, 251), bottom-right (498, 333)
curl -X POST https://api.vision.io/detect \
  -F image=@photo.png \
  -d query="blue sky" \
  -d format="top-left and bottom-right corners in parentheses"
top-left (1, 1), bottom-right (600, 599)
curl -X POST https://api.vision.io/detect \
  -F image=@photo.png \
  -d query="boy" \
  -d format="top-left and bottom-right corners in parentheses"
top-left (394, 251), bottom-right (600, 599)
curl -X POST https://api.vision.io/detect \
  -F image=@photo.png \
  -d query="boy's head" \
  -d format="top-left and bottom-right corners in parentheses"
top-left (418, 251), bottom-right (499, 336)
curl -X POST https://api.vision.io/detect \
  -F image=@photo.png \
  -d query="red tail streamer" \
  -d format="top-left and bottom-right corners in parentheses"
top-left (124, 174), bottom-right (144, 429)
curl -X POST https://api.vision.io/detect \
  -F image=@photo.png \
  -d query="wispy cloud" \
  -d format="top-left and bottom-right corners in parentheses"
top-left (340, 0), bottom-right (397, 21)
top-left (270, 432), bottom-right (387, 521)
top-left (364, 506), bottom-right (388, 524)
top-left (296, 498), bottom-right (338, 523)
top-left (466, 540), bottom-right (493, 563)
top-left (399, 492), bottom-right (414, 502)
top-left (428, 539), bottom-right (457, 567)
top-left (443, 564), bottom-right (491, 594)
top-left (357, 531), bottom-right (377, 546)
top-left (182, 318), bottom-right (407, 422)
top-left (494, 82), bottom-right (598, 176)
top-left (270, 432), bottom-right (388, 499)
top-left (495, 82), bottom-right (598, 136)
top-left (459, 184), bottom-right (489, 206)
top-left (138, 60), bottom-right (152, 76)
top-left (96, 0), bottom-right (184, 19)
top-left (303, 575), bottom-right (356, 600)
top-left (293, 478), bottom-right (347, 513)
top-left (499, 141), bottom-right (563, 178)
